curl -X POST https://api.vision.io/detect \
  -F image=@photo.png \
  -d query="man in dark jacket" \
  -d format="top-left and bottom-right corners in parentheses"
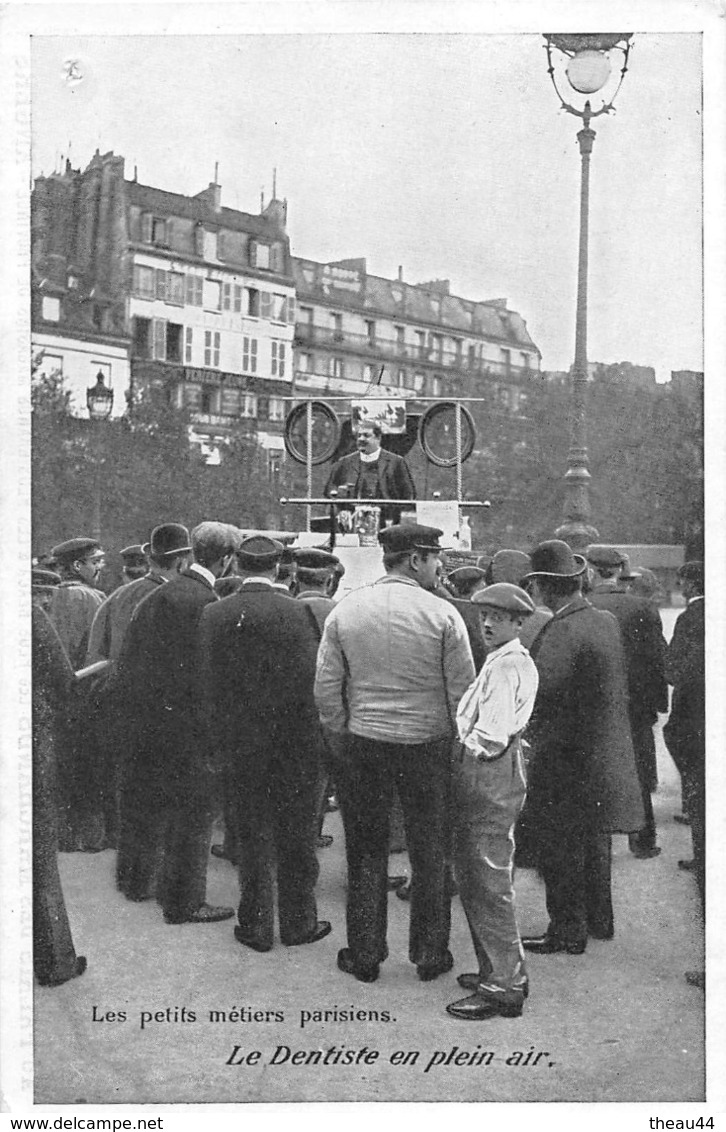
top-left (114, 521), bottom-right (236, 925)
top-left (587, 545), bottom-right (669, 858)
top-left (520, 541), bottom-right (644, 954)
top-left (198, 536), bottom-right (330, 953)
top-left (663, 561), bottom-right (705, 905)
top-left (324, 423), bottom-right (416, 525)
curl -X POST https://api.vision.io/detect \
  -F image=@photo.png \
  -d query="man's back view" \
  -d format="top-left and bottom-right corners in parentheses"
top-left (315, 524), bottom-right (475, 983)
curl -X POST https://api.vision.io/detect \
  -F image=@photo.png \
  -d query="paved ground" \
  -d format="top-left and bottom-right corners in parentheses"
top-left (33, 610), bottom-right (708, 1105)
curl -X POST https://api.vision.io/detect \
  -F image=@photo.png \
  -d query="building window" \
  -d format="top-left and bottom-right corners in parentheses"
top-left (185, 327), bottom-right (193, 364)
top-left (41, 296), bottom-right (60, 322)
top-left (133, 265), bottom-right (155, 299)
top-left (415, 330), bottom-right (427, 358)
top-left (185, 274), bottom-right (203, 306)
top-left (183, 383), bottom-right (202, 410)
top-left (452, 339), bottom-right (463, 365)
top-left (518, 389), bottom-right (529, 413)
top-left (468, 344), bottom-right (477, 369)
top-left (200, 385), bottom-right (218, 414)
top-left (413, 372), bottom-right (425, 393)
top-left (286, 296), bottom-right (296, 324)
top-left (363, 362), bottom-right (376, 383)
top-left (222, 282), bottom-right (232, 310)
top-left (429, 375), bottom-right (442, 397)
top-left (240, 392), bottom-right (258, 418)
top-left (204, 279), bottom-right (221, 311)
top-left (132, 316), bottom-right (152, 358)
top-left (268, 397), bottom-right (286, 422)
top-left (500, 348), bottom-right (511, 373)
top-left (155, 269), bottom-right (168, 301)
top-left (261, 292), bottom-right (273, 320)
top-left (365, 320), bottom-right (376, 344)
top-left (233, 285), bottom-right (243, 313)
top-left (242, 337), bottom-right (258, 374)
top-left (331, 313), bottom-right (343, 340)
top-left (151, 217), bottom-right (167, 245)
top-left (251, 242), bottom-right (270, 269)
top-left (270, 293), bottom-right (287, 322)
top-left (168, 272), bottom-right (184, 305)
top-left (271, 341), bottom-right (286, 378)
top-left (329, 357), bottom-right (344, 379)
top-left (153, 319), bottom-right (167, 361)
top-left (246, 288), bottom-right (260, 317)
top-left (166, 323), bottom-right (183, 363)
top-left (498, 385), bottom-right (511, 411)
top-left (521, 352), bottom-right (530, 370)
top-left (431, 333), bottom-right (443, 362)
top-left (299, 305), bottom-right (314, 325)
top-left (204, 331), bottom-right (221, 368)
top-left (298, 352), bottom-right (312, 373)
top-left (397, 368), bottom-right (406, 387)
top-left (395, 325), bottom-right (405, 353)
top-left (220, 386), bottom-right (240, 416)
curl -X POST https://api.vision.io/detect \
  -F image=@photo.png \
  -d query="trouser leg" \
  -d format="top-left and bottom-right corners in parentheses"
top-left (539, 807), bottom-right (588, 945)
top-left (159, 803), bottom-right (214, 920)
top-left (236, 786), bottom-right (275, 949)
top-left (453, 744), bottom-right (527, 994)
top-left (116, 784), bottom-right (161, 900)
top-left (690, 769), bottom-right (705, 912)
top-left (395, 740), bottom-right (451, 968)
top-left (336, 736), bottom-right (392, 968)
top-left (585, 832), bottom-right (614, 937)
top-left (274, 766), bottom-right (320, 944)
top-left (33, 823), bottom-right (79, 985)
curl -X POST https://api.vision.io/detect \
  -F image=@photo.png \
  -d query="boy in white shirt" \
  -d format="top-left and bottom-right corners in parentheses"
top-left (447, 583), bottom-right (539, 1020)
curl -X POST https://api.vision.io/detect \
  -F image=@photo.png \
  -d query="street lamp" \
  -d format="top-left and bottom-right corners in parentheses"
top-left (86, 371), bottom-right (114, 542)
top-left (544, 33), bottom-right (633, 549)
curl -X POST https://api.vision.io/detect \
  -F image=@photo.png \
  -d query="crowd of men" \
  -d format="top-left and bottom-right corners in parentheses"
top-left (31, 521), bottom-right (705, 1016)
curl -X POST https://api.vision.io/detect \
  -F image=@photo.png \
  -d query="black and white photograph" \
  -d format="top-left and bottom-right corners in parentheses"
top-left (1, 0), bottom-right (724, 1122)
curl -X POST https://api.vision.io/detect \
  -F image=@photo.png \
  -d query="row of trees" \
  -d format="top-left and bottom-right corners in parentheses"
top-left (32, 363), bottom-right (703, 580)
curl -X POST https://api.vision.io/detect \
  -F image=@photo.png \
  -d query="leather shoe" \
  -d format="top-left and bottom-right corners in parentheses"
top-left (521, 934), bottom-right (586, 955)
top-left (284, 921), bottom-right (332, 947)
top-left (234, 926), bottom-right (273, 953)
top-left (337, 947), bottom-right (379, 983)
top-left (678, 859), bottom-right (696, 871)
top-left (588, 926), bottom-right (614, 940)
top-left (211, 844), bottom-right (237, 862)
top-left (388, 875), bottom-right (408, 891)
top-left (37, 955), bottom-right (87, 988)
top-left (165, 904), bottom-right (235, 925)
top-left (446, 991), bottom-right (523, 1020)
top-left (395, 880), bottom-right (412, 901)
top-left (417, 951), bottom-right (454, 982)
top-left (631, 846), bottom-right (662, 859)
top-left (685, 970), bottom-right (705, 989)
top-left (317, 835), bottom-right (334, 849)
top-left (456, 972), bottom-right (530, 998)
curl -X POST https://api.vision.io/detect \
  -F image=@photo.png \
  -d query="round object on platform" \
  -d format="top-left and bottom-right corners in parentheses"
top-left (284, 401), bottom-right (341, 465)
top-left (418, 402), bottom-right (476, 467)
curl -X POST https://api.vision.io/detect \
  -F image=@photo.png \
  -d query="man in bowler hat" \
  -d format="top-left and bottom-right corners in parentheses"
top-left (519, 540), bottom-right (644, 954)
top-left (198, 535), bottom-right (330, 952)
top-left (315, 524), bottom-right (475, 983)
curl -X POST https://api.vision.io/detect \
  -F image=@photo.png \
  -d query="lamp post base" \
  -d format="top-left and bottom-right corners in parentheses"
top-left (554, 520), bottom-right (599, 553)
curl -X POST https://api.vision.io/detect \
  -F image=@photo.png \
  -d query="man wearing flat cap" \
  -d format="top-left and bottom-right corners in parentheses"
top-left (198, 535), bottom-right (330, 952)
top-left (518, 540), bottom-right (644, 954)
top-left (485, 549), bottom-right (552, 651)
top-left (119, 544), bottom-right (149, 585)
top-left (587, 545), bottom-right (669, 859)
top-left (446, 583), bottom-right (539, 1021)
top-left (86, 525), bottom-right (194, 850)
top-left (46, 537), bottom-right (108, 851)
top-left (315, 524), bottom-right (475, 983)
top-left (440, 566), bottom-right (489, 672)
top-left (663, 561), bottom-right (705, 907)
top-left (114, 521), bottom-right (236, 925)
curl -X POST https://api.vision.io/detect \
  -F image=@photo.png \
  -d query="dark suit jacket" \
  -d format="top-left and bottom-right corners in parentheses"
top-left (589, 584), bottom-right (668, 719)
top-left (114, 568), bottom-right (218, 805)
top-left (663, 598), bottom-right (704, 778)
top-left (198, 582), bottom-right (322, 790)
top-left (324, 449), bottom-right (417, 503)
top-left (526, 594), bottom-right (644, 833)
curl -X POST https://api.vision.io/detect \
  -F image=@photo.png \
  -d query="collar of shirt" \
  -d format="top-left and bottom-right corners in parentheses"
top-left (374, 575), bottom-right (420, 589)
top-left (242, 576), bottom-right (275, 587)
top-left (188, 562), bottom-right (216, 588)
top-left (484, 636), bottom-right (529, 662)
top-left (688, 594), bottom-right (704, 605)
top-left (359, 448), bottom-right (382, 464)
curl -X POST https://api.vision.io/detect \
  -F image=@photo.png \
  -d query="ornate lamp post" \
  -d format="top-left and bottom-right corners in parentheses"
top-left (544, 33), bottom-right (633, 549)
top-left (86, 371), bottom-right (114, 543)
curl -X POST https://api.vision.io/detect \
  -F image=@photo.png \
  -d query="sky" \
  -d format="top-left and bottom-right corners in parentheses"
top-left (29, 26), bottom-right (706, 382)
